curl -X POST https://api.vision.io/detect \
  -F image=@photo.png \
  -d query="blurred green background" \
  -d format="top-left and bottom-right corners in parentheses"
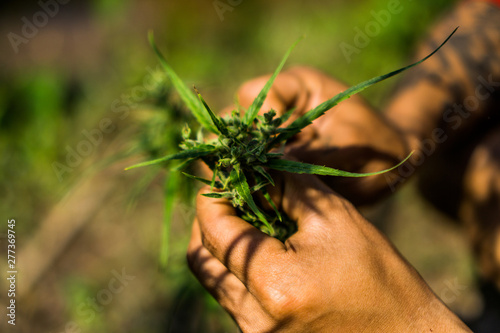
top-left (0, 0), bottom-right (488, 332)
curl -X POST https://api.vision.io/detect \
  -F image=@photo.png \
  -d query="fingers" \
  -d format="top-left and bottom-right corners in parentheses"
top-left (195, 187), bottom-right (286, 289)
top-left (264, 171), bottom-right (361, 250)
top-left (281, 172), bottom-right (352, 230)
top-left (236, 70), bottom-right (309, 119)
top-left (187, 219), bottom-right (273, 331)
top-left (235, 66), bottom-right (345, 118)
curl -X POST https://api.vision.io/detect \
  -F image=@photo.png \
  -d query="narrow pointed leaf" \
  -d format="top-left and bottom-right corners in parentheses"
top-left (250, 182), bottom-right (268, 193)
top-left (198, 93), bottom-right (229, 136)
top-left (279, 28), bottom-right (458, 141)
top-left (231, 166), bottom-right (274, 234)
top-left (182, 172), bottom-right (222, 188)
top-left (255, 166), bottom-right (275, 186)
top-left (148, 31), bottom-right (217, 133)
top-left (266, 152), bottom-right (413, 177)
top-left (242, 36), bottom-right (304, 126)
top-left (276, 127), bottom-right (300, 134)
top-left (210, 164), bottom-right (218, 191)
top-left (125, 147), bottom-right (215, 170)
top-left (172, 158), bottom-right (196, 171)
top-left (262, 188), bottom-right (282, 222)
top-left (202, 192), bottom-right (233, 199)
top-left (279, 107), bottom-right (296, 125)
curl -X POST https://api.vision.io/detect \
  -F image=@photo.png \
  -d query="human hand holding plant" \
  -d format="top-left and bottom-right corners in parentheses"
top-left (127, 30), bottom-right (457, 240)
top-left (187, 172), bottom-right (473, 332)
top-left (229, 66), bottom-right (411, 205)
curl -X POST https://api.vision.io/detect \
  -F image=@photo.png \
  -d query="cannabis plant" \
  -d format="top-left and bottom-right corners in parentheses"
top-left (127, 29), bottom-right (457, 241)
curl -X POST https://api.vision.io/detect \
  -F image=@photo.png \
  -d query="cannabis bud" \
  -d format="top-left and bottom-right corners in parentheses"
top-left (127, 29), bottom-right (457, 241)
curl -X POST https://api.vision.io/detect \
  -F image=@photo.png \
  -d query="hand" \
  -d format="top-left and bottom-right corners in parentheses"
top-left (230, 66), bottom-right (410, 205)
top-left (384, 1), bottom-right (500, 285)
top-left (187, 173), bottom-right (471, 332)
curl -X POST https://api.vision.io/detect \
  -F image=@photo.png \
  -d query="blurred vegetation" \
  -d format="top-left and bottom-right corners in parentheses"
top-left (1, 0), bottom-right (477, 332)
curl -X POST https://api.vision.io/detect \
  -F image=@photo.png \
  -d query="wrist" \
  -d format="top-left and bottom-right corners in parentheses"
top-left (362, 284), bottom-right (473, 333)
top-left (397, 297), bottom-right (473, 332)
top-left (377, 260), bottom-right (473, 332)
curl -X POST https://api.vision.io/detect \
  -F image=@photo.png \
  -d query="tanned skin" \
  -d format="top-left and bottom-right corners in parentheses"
top-left (188, 1), bottom-right (499, 331)
top-left (386, 0), bottom-right (500, 286)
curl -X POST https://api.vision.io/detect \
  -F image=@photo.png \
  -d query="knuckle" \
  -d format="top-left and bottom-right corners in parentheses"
top-left (257, 264), bottom-right (306, 320)
top-left (239, 76), bottom-right (270, 96)
top-left (265, 287), bottom-right (305, 320)
top-left (237, 76), bottom-right (272, 107)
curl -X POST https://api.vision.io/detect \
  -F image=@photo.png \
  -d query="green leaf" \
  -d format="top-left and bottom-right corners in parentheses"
top-left (279, 107), bottom-right (296, 125)
top-left (210, 164), bottom-right (217, 191)
top-left (148, 31), bottom-right (217, 133)
top-left (276, 127), bottom-right (299, 134)
top-left (197, 93), bottom-right (229, 136)
top-left (279, 28), bottom-right (459, 141)
top-left (231, 165), bottom-right (275, 234)
top-left (266, 152), bottom-right (413, 177)
top-left (249, 182), bottom-right (268, 193)
top-left (182, 172), bottom-right (222, 188)
top-left (262, 188), bottom-right (282, 222)
top-left (172, 158), bottom-right (196, 171)
top-left (242, 36), bottom-right (304, 126)
top-left (255, 166), bottom-right (275, 187)
top-left (202, 192), bottom-right (233, 199)
top-left (125, 147), bottom-right (215, 170)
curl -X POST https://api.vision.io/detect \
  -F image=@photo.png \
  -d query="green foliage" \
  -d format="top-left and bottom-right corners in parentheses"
top-left (149, 32), bottom-right (217, 133)
top-left (128, 29), bottom-right (457, 241)
top-left (242, 36), bottom-right (304, 126)
top-left (266, 157), bottom-right (412, 177)
top-left (278, 27), bottom-right (458, 142)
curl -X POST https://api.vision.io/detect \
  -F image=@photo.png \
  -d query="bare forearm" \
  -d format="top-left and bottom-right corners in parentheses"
top-left (386, 0), bottom-right (500, 151)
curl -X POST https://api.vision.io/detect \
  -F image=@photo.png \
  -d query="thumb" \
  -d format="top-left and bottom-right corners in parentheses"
top-left (269, 171), bottom-right (353, 236)
top-left (237, 71), bottom-right (307, 118)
